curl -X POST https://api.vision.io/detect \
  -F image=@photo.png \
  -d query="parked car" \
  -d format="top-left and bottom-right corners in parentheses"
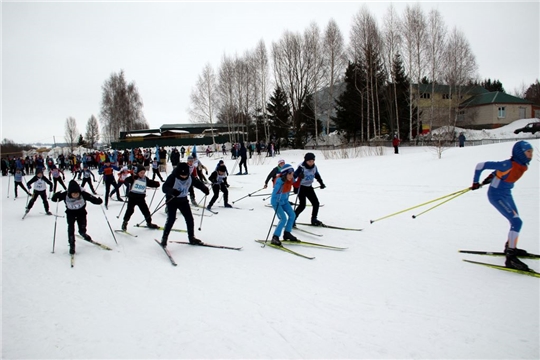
top-left (514, 122), bottom-right (540, 134)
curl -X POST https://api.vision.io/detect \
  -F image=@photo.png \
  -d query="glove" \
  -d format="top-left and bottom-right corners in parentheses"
top-left (50, 187), bottom-right (53, 192)
top-left (96, 197), bottom-right (103, 205)
top-left (320, 183), bottom-right (326, 189)
top-left (170, 189), bottom-right (181, 197)
top-left (482, 174), bottom-right (494, 185)
top-left (206, 171), bottom-right (208, 175)
top-left (51, 193), bottom-right (59, 202)
top-left (471, 182), bottom-right (481, 190)
top-left (299, 170), bottom-right (305, 179)
top-left (226, 184), bottom-right (229, 188)
top-left (263, 184), bottom-right (267, 189)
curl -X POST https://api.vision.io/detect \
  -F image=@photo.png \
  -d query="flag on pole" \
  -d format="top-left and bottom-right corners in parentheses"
top-left (155, 145), bottom-right (160, 162)
top-left (129, 149), bottom-right (134, 163)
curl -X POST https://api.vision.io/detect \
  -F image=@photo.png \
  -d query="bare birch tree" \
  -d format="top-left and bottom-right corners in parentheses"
top-left (217, 54), bottom-right (238, 143)
top-left (85, 115), bottom-right (100, 149)
top-left (401, 3), bottom-right (427, 141)
top-left (443, 27), bottom-right (478, 127)
top-left (350, 6), bottom-right (385, 140)
top-left (322, 19), bottom-right (347, 136)
top-left (272, 30), bottom-right (316, 148)
top-left (189, 63), bottom-right (219, 147)
top-left (304, 22), bottom-right (326, 142)
top-left (382, 4), bottom-right (402, 136)
top-left (100, 70), bottom-right (148, 145)
top-left (64, 117), bottom-right (79, 153)
top-left (426, 8), bottom-right (447, 132)
top-left (253, 39), bottom-right (270, 143)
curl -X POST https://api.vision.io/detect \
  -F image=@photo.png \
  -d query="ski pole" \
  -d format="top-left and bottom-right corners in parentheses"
top-left (100, 204), bottom-right (118, 245)
top-left (95, 175), bottom-right (104, 192)
top-left (148, 187), bottom-right (158, 209)
top-left (232, 187), bottom-right (265, 204)
top-left (412, 188), bottom-right (471, 219)
top-left (370, 187), bottom-right (471, 224)
top-left (135, 195), bottom-right (171, 227)
top-left (51, 199), bottom-right (60, 253)
top-left (198, 195), bottom-right (208, 231)
top-left (262, 193), bottom-right (282, 247)
top-left (230, 157), bottom-right (240, 175)
top-left (116, 184), bottom-right (131, 219)
top-left (151, 194), bottom-right (165, 214)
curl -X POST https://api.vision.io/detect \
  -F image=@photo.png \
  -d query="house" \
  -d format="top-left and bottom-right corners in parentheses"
top-left (457, 91), bottom-right (540, 129)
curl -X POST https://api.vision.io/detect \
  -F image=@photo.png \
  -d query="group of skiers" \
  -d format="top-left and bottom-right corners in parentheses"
top-left (13, 140), bottom-right (535, 273)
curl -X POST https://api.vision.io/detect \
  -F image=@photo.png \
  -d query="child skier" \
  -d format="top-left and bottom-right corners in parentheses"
top-left (12, 168), bottom-right (31, 198)
top-left (121, 165), bottom-right (161, 231)
top-left (151, 157), bottom-right (165, 182)
top-left (25, 168), bottom-right (54, 216)
top-left (270, 164), bottom-right (298, 246)
top-left (51, 180), bottom-right (103, 254)
top-left (207, 164), bottom-right (232, 210)
top-left (111, 166), bottom-right (132, 198)
top-left (471, 140), bottom-right (534, 271)
top-left (79, 163), bottom-right (98, 195)
top-left (160, 162), bottom-right (210, 247)
top-left (293, 152), bottom-right (326, 226)
top-left (98, 158), bottom-right (122, 208)
top-left (49, 164), bottom-right (67, 193)
top-left (264, 159), bottom-right (285, 188)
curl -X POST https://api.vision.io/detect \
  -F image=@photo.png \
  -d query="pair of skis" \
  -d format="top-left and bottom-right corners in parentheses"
top-left (255, 239), bottom-right (347, 260)
top-left (70, 235), bottom-right (113, 267)
top-left (460, 250), bottom-right (540, 278)
top-left (154, 239), bottom-right (243, 266)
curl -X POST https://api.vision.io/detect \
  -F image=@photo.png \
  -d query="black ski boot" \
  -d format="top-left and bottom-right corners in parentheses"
top-left (505, 241), bottom-right (528, 256)
top-left (79, 232), bottom-right (92, 241)
top-left (505, 248), bottom-right (530, 271)
top-left (311, 217), bottom-right (323, 226)
top-left (121, 221), bottom-right (128, 231)
top-left (69, 237), bottom-right (76, 255)
top-left (271, 235), bottom-right (282, 246)
top-left (224, 203), bottom-right (233, 208)
top-left (189, 237), bottom-right (203, 245)
top-left (283, 231), bottom-right (299, 242)
top-left (160, 237), bottom-right (168, 248)
top-left (146, 219), bottom-right (159, 229)
top-left (46, 211), bottom-right (53, 216)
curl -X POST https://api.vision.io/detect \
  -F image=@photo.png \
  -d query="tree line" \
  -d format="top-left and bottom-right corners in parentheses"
top-left (69, 3), bottom-right (540, 150)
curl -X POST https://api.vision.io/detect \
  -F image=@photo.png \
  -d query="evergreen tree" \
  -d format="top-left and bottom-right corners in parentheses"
top-left (479, 78), bottom-right (505, 93)
top-left (296, 94), bottom-right (323, 146)
top-left (332, 62), bottom-right (365, 143)
top-left (266, 86), bottom-right (291, 146)
top-left (524, 80), bottom-right (540, 104)
top-left (386, 53), bottom-right (411, 140)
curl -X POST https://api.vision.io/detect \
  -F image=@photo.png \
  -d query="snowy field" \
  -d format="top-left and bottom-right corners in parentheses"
top-left (2, 125), bottom-right (539, 359)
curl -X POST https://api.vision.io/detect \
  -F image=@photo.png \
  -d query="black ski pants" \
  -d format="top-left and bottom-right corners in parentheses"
top-left (163, 197), bottom-right (194, 240)
top-left (294, 185), bottom-right (320, 220)
top-left (123, 196), bottom-right (152, 224)
top-left (209, 183), bottom-right (228, 207)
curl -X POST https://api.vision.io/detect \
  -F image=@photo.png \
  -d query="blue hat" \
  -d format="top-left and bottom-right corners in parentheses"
top-left (280, 164), bottom-right (294, 176)
top-left (512, 141), bottom-right (532, 166)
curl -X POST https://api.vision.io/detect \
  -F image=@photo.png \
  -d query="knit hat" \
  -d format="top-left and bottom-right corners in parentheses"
top-left (187, 155), bottom-right (194, 161)
top-left (304, 152), bottom-right (315, 161)
top-left (136, 165), bottom-right (146, 174)
top-left (512, 141), bottom-right (533, 166)
top-left (68, 180), bottom-right (81, 194)
top-left (177, 163), bottom-right (190, 177)
top-left (217, 165), bottom-right (227, 173)
top-left (278, 159), bottom-right (285, 165)
top-left (280, 164), bottom-right (294, 176)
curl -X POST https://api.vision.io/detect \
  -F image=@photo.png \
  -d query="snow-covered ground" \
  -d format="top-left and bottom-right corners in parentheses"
top-left (2, 125), bottom-right (539, 359)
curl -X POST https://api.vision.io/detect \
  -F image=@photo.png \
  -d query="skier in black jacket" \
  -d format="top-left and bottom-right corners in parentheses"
top-left (25, 168), bottom-right (54, 216)
top-left (160, 163), bottom-right (209, 247)
top-left (121, 165), bottom-right (161, 231)
top-left (51, 180), bottom-right (103, 254)
top-left (263, 159), bottom-right (285, 188)
top-left (207, 165), bottom-right (232, 210)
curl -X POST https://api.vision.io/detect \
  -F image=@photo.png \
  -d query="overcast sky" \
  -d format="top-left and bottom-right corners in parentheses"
top-left (2, 1), bottom-right (539, 144)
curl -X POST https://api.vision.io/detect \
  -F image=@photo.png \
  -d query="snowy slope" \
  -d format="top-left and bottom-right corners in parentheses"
top-left (2, 139), bottom-right (539, 359)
